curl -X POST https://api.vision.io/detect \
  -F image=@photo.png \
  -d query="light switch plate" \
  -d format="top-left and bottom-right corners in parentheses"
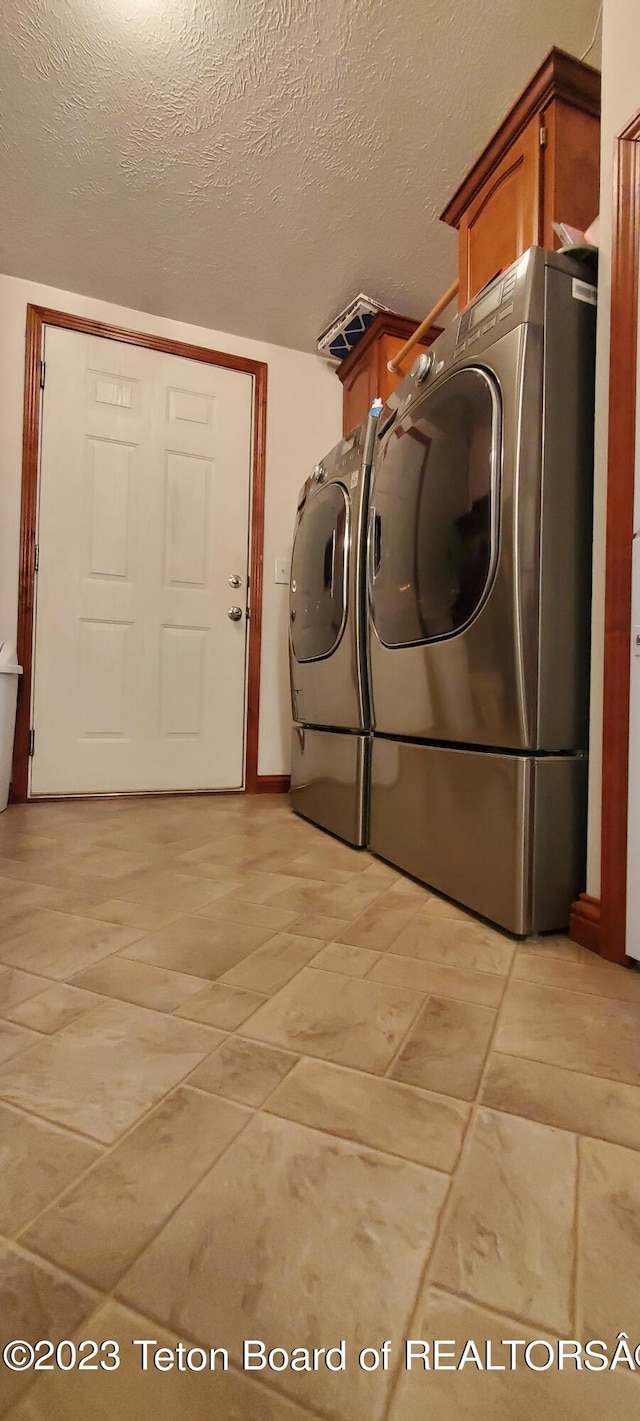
top-left (275, 557), bottom-right (290, 585)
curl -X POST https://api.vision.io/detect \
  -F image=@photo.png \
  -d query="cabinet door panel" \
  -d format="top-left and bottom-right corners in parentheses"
top-left (459, 116), bottom-right (541, 305)
top-left (378, 334), bottom-right (429, 405)
top-left (541, 100), bottom-right (600, 249)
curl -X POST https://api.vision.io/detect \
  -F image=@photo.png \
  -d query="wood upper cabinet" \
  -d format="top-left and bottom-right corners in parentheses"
top-left (337, 312), bottom-right (441, 436)
top-left (441, 48), bottom-right (601, 308)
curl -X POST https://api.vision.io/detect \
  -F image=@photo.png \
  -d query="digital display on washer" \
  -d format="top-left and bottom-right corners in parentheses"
top-left (470, 284), bottom-right (502, 329)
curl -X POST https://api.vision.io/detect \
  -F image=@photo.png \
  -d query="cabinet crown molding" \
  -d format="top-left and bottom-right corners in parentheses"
top-left (335, 311), bottom-right (441, 387)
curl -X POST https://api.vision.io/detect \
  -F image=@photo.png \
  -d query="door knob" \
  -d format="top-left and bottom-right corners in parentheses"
top-left (228, 574), bottom-right (242, 588)
top-left (228, 606), bottom-right (243, 622)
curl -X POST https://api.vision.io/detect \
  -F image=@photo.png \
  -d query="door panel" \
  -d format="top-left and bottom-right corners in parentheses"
top-left (163, 452), bottom-right (210, 586)
top-left (290, 482), bottom-right (349, 663)
top-left (85, 438), bottom-right (132, 577)
top-left (31, 327), bottom-right (253, 794)
top-left (541, 101), bottom-right (600, 251)
top-left (370, 368), bottom-right (498, 647)
top-left (459, 114), bottom-right (541, 305)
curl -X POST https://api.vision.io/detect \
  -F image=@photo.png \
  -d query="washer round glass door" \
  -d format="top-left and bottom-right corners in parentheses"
top-left (290, 482), bottom-right (350, 662)
top-left (370, 367), bottom-right (500, 647)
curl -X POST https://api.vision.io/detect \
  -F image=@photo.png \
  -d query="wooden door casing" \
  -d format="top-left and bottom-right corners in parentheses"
top-left (569, 110), bottom-right (640, 963)
top-left (598, 113), bottom-right (640, 963)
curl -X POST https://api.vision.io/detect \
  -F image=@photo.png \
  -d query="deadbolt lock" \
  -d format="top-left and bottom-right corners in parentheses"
top-left (228, 574), bottom-right (242, 588)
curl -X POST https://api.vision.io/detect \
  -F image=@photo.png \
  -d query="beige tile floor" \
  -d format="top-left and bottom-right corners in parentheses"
top-left (0, 795), bottom-right (639, 1419)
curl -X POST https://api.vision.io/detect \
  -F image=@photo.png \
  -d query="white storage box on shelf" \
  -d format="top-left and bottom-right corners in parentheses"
top-left (0, 642), bottom-right (22, 811)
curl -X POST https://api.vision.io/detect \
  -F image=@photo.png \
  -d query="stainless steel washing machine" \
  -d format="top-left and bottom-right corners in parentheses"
top-left (289, 416), bottom-right (376, 845)
top-left (367, 247), bottom-right (596, 932)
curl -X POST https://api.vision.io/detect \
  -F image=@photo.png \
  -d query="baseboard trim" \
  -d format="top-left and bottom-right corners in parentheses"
top-left (569, 893), bottom-right (601, 954)
top-left (255, 775), bottom-right (291, 794)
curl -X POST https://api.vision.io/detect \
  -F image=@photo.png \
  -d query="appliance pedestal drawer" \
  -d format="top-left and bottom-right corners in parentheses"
top-left (369, 738), bottom-right (587, 935)
top-left (290, 726), bottom-right (369, 848)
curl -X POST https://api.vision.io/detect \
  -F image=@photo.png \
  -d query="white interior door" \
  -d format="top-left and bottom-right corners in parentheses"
top-left (31, 326), bottom-right (254, 795)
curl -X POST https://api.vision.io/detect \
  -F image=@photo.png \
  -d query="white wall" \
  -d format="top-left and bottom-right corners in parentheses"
top-left (0, 275), bottom-right (342, 779)
top-left (586, 0), bottom-right (640, 893)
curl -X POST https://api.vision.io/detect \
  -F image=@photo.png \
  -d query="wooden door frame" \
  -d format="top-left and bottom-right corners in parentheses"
top-left (571, 111), bottom-right (640, 963)
top-left (13, 303), bottom-right (269, 801)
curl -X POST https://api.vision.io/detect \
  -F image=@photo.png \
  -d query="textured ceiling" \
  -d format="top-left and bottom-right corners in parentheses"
top-left (1, 0), bottom-right (601, 351)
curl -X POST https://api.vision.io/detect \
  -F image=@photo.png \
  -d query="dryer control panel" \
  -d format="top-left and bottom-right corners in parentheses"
top-left (455, 262), bottom-right (520, 357)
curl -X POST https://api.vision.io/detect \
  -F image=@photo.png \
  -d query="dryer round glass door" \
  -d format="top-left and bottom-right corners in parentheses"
top-left (290, 482), bottom-right (350, 662)
top-left (370, 367), bottom-right (500, 647)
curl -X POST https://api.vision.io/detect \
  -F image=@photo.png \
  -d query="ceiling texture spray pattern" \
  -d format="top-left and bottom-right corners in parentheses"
top-left (1, 0), bottom-right (600, 350)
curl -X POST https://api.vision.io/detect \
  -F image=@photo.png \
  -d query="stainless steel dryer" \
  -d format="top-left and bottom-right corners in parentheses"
top-left (367, 247), bottom-right (596, 933)
top-left (289, 417), bottom-right (376, 846)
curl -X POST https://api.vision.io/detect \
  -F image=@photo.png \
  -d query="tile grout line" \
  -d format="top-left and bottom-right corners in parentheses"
top-left (13, 925), bottom-right (625, 1232)
top-left (0, 939), bottom-right (151, 997)
top-left (20, 1099), bottom-right (260, 1300)
top-left (8, 1036), bottom-right (240, 1239)
top-left (377, 959), bottom-right (506, 1087)
top-left (7, 1167), bottom-right (335, 1421)
top-left (427, 1280), bottom-right (580, 1341)
top-left (307, 950), bottom-right (384, 976)
top-left (256, 1090), bottom-right (454, 1175)
top-left (0, 829), bottom-right (369, 1159)
top-left (1, 860), bottom-right (370, 943)
top-left (482, 1043), bottom-right (640, 1089)
top-left (362, 966), bottom-right (507, 1015)
top-left (378, 936), bottom-right (520, 1421)
top-left (4, 896), bottom-right (636, 1118)
top-left (6, 864), bottom-right (357, 1280)
top-left (508, 968), bottom-right (640, 1004)
top-left (18, 1021), bottom-right (345, 1421)
top-left (109, 894), bottom-right (385, 987)
top-left (8, 890), bottom-right (465, 1292)
top-left (380, 993), bottom-right (437, 1082)
top-left (170, 989), bottom-right (271, 1030)
top-left (0, 856), bottom-right (442, 952)
top-left (363, 947), bottom-right (512, 985)
top-left (460, 1092), bottom-right (640, 1151)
